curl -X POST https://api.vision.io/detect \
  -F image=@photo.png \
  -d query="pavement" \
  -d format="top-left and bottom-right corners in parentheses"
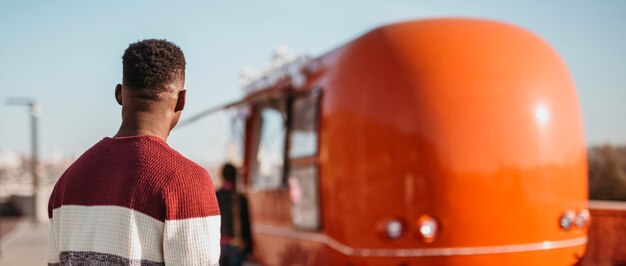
top-left (0, 218), bottom-right (48, 266)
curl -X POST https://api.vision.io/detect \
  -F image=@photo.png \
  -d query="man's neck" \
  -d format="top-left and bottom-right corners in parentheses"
top-left (115, 110), bottom-right (171, 141)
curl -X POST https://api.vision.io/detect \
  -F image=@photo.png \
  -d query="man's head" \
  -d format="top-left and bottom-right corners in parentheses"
top-left (222, 163), bottom-right (237, 184)
top-left (116, 39), bottom-right (187, 132)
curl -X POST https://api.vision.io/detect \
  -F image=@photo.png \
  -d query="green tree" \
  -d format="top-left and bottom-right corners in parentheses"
top-left (588, 145), bottom-right (626, 201)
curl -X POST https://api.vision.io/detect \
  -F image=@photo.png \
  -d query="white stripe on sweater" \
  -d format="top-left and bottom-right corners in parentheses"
top-left (49, 205), bottom-right (221, 265)
top-left (164, 215), bottom-right (221, 265)
top-left (50, 205), bottom-right (165, 262)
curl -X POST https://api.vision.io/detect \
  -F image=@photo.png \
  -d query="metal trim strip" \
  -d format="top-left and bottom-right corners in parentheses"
top-left (253, 224), bottom-right (587, 257)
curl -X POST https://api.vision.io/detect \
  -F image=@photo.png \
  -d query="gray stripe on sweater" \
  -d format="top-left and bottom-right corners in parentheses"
top-left (58, 251), bottom-right (164, 266)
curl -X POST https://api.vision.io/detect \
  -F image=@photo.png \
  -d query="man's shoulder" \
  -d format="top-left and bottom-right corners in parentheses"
top-left (131, 135), bottom-right (204, 174)
top-left (156, 146), bottom-right (201, 172)
top-left (64, 136), bottom-right (206, 184)
top-left (170, 160), bottom-right (210, 186)
top-left (163, 150), bottom-right (211, 188)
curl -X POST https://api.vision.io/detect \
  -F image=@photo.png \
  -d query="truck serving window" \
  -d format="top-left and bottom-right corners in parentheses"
top-left (288, 89), bottom-right (322, 230)
top-left (289, 93), bottom-right (319, 158)
top-left (250, 99), bottom-right (287, 190)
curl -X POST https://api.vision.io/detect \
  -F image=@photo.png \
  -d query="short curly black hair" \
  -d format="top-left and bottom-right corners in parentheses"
top-left (122, 39), bottom-right (186, 100)
top-left (222, 163), bottom-right (237, 183)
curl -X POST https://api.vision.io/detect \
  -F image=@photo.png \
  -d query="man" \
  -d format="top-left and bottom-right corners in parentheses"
top-left (47, 39), bottom-right (221, 265)
top-left (216, 164), bottom-right (252, 266)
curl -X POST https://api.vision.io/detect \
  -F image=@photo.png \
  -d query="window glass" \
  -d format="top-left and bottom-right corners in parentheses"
top-left (289, 93), bottom-right (319, 158)
top-left (252, 105), bottom-right (286, 189)
top-left (226, 107), bottom-right (248, 166)
top-left (288, 165), bottom-right (320, 230)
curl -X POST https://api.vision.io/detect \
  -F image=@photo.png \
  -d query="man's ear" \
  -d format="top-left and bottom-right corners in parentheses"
top-left (175, 90), bottom-right (186, 112)
top-left (115, 84), bottom-right (123, 106)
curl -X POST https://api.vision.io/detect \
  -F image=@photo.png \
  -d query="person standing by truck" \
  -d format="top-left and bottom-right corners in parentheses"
top-left (217, 163), bottom-right (253, 266)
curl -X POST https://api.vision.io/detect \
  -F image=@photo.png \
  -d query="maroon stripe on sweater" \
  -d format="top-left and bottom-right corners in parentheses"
top-left (49, 136), bottom-right (220, 221)
top-left (164, 164), bottom-right (220, 220)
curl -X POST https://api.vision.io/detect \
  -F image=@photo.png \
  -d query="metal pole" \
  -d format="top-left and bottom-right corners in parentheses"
top-left (30, 104), bottom-right (40, 222)
top-left (6, 98), bottom-right (40, 222)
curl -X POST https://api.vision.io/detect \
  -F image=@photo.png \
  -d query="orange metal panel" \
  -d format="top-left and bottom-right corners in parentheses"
top-left (245, 18), bottom-right (587, 265)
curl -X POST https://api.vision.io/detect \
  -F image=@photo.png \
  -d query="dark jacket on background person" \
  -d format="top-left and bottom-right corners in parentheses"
top-left (216, 186), bottom-right (253, 256)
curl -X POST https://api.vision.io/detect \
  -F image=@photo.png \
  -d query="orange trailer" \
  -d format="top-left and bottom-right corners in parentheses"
top-left (196, 18), bottom-right (589, 265)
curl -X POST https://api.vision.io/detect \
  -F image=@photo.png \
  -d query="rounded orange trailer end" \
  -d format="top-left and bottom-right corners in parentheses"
top-left (313, 18), bottom-right (587, 265)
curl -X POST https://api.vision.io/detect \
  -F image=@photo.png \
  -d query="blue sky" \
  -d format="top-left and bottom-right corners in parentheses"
top-left (0, 1), bottom-right (625, 162)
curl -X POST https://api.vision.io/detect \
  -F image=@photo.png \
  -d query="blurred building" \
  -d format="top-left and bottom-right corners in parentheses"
top-left (0, 151), bottom-right (74, 213)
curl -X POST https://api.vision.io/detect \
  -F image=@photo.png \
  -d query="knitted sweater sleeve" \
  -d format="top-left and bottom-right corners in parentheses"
top-left (162, 165), bottom-right (221, 265)
top-left (47, 191), bottom-right (60, 265)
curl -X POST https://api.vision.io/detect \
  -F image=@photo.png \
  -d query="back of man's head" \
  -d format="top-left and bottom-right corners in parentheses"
top-left (222, 163), bottom-right (237, 184)
top-left (122, 39), bottom-right (186, 101)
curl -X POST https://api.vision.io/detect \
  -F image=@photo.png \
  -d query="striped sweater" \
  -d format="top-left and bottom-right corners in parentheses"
top-left (47, 135), bottom-right (221, 265)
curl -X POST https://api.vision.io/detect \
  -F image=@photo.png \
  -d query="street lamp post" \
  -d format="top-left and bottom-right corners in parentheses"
top-left (6, 98), bottom-right (41, 222)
